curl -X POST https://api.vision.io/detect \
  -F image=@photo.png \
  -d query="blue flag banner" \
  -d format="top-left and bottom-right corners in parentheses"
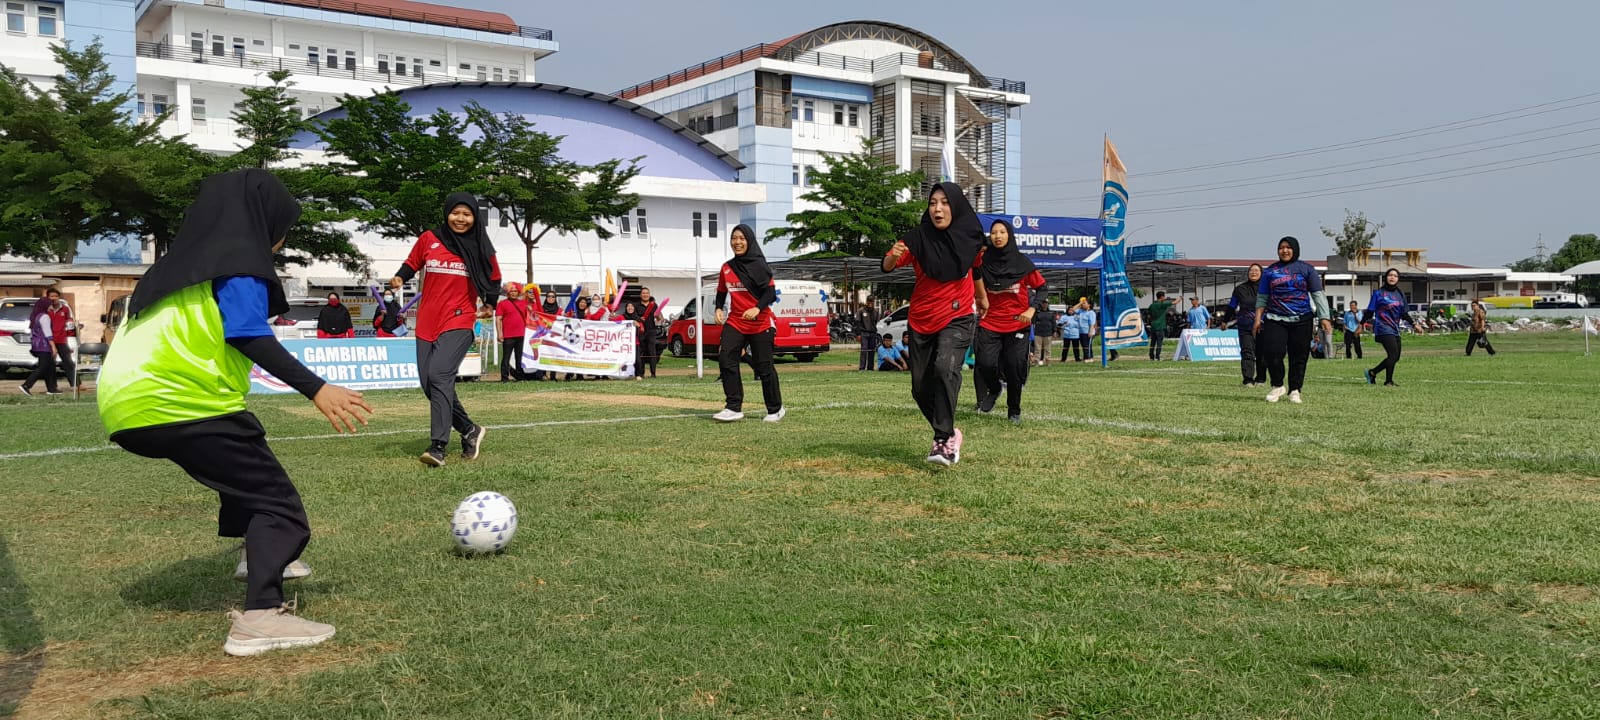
top-left (1098, 137), bottom-right (1147, 351)
top-left (1172, 329), bottom-right (1242, 361)
top-left (977, 214), bottom-right (1104, 269)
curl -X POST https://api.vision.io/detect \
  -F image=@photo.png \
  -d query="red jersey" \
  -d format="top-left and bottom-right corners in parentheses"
top-left (890, 250), bottom-right (978, 335)
top-left (716, 263), bottom-right (775, 335)
top-left (496, 298), bottom-right (528, 337)
top-left (46, 303), bottom-right (75, 342)
top-left (977, 254), bottom-right (1046, 334)
top-left (401, 230), bottom-right (501, 342)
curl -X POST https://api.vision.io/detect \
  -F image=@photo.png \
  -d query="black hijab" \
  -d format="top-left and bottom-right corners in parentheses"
top-left (903, 182), bottom-right (985, 283)
top-left (129, 169), bottom-right (301, 317)
top-left (727, 224), bottom-right (777, 306)
top-left (435, 192), bottom-right (501, 306)
top-left (1276, 236), bottom-right (1301, 264)
top-left (318, 296), bottom-right (352, 334)
top-left (1381, 267), bottom-right (1401, 291)
top-left (977, 219), bottom-right (1036, 289)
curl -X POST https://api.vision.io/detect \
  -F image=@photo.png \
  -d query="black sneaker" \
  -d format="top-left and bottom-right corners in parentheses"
top-left (420, 446), bottom-right (447, 467)
top-left (17, 384), bottom-right (32, 397)
top-left (461, 425), bottom-right (486, 460)
top-left (1007, 414), bottom-right (1021, 424)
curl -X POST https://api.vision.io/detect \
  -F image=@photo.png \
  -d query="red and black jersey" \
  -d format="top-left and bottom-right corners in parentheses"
top-left (716, 263), bottom-right (775, 335)
top-left (400, 230), bottom-right (502, 342)
top-left (890, 249), bottom-right (979, 335)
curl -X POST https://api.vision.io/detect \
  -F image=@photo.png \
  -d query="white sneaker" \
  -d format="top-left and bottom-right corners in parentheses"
top-left (712, 408), bottom-right (744, 422)
top-left (763, 407), bottom-right (786, 423)
top-left (1288, 390), bottom-right (1303, 404)
top-left (223, 603), bottom-right (335, 657)
top-left (235, 554), bottom-right (314, 582)
top-left (1265, 386), bottom-right (1287, 403)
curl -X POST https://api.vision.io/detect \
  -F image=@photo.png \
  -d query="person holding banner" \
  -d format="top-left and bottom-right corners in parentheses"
top-left (391, 192), bottom-right (502, 466)
top-left (712, 224), bottom-right (785, 423)
top-left (1363, 268), bottom-right (1410, 386)
top-left (97, 169), bottom-right (373, 656)
top-left (883, 183), bottom-right (986, 466)
top-left (1229, 264), bottom-right (1267, 386)
top-left (373, 289), bottom-right (405, 337)
top-left (1252, 236), bottom-right (1332, 403)
top-left (495, 282), bottom-right (529, 382)
top-left (974, 218), bottom-right (1047, 422)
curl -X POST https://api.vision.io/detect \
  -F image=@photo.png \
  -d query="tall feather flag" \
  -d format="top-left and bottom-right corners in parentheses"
top-left (939, 142), bottom-right (956, 183)
top-left (1097, 136), bottom-right (1147, 357)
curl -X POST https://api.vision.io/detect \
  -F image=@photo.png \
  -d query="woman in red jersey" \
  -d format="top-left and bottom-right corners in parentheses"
top-left (711, 224), bottom-right (784, 423)
top-left (390, 193), bottom-right (502, 467)
top-left (882, 182), bottom-right (987, 467)
top-left (973, 219), bottom-right (1046, 424)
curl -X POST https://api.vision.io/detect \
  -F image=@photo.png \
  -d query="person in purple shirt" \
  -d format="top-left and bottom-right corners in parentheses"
top-left (1363, 268), bottom-right (1410, 386)
top-left (1251, 237), bottom-right (1332, 404)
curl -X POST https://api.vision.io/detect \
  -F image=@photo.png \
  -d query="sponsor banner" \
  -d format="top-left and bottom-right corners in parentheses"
top-left (523, 312), bottom-right (636, 378)
top-left (977, 214), bottom-right (1104, 268)
top-left (1099, 137), bottom-right (1148, 351)
top-left (251, 337), bottom-right (421, 394)
top-left (1172, 329), bottom-right (1242, 362)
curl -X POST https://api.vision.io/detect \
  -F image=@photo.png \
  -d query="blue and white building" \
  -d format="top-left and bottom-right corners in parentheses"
top-left (617, 21), bottom-right (1031, 258)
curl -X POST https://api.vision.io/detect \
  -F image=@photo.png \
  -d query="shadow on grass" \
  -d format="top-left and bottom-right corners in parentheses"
top-left (0, 534), bottom-right (45, 717)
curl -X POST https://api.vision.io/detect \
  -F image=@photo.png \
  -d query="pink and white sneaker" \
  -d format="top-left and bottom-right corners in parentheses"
top-left (944, 428), bottom-right (964, 465)
top-left (925, 438), bottom-right (951, 467)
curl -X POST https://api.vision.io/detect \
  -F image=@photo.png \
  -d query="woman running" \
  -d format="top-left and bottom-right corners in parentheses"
top-left (973, 219), bottom-right (1046, 423)
top-left (711, 224), bottom-right (784, 423)
top-left (1364, 268), bottom-right (1409, 386)
top-left (1251, 236), bottom-right (1332, 403)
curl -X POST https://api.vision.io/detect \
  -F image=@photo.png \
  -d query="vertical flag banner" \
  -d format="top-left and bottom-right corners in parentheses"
top-left (1099, 136), bottom-right (1148, 352)
top-left (940, 142), bottom-right (955, 183)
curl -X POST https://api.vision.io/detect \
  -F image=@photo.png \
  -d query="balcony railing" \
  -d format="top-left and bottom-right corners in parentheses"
top-left (616, 44), bottom-right (1025, 99)
top-left (137, 41), bottom-right (438, 87)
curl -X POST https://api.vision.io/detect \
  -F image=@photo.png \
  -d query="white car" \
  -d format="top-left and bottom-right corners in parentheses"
top-left (0, 297), bottom-right (80, 373)
top-left (875, 305), bottom-right (909, 345)
top-left (271, 297), bottom-right (332, 341)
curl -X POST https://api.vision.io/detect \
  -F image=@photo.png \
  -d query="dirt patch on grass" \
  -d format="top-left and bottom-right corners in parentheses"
top-left (1377, 469), bottom-right (1499, 485)
top-left (13, 641), bottom-right (383, 720)
top-left (1534, 583), bottom-right (1596, 604)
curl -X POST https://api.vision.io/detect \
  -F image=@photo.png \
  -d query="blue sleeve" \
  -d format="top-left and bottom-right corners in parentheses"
top-left (1305, 263), bottom-right (1324, 292)
top-left (214, 275), bottom-right (275, 340)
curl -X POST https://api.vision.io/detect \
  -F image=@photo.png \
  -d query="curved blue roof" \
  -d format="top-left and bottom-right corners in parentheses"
top-left (288, 82), bottom-right (743, 181)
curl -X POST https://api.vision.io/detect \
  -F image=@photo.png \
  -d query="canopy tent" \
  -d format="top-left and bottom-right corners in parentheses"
top-left (1562, 259), bottom-right (1600, 276)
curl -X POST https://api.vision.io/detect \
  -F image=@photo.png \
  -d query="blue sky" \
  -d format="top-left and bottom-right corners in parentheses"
top-left (482, 1), bottom-right (1595, 267)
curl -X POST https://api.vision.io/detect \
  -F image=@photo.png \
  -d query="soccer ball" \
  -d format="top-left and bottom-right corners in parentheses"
top-left (451, 491), bottom-right (518, 554)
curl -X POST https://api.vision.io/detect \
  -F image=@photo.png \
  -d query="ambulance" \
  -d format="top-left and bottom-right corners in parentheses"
top-left (666, 280), bottom-right (831, 362)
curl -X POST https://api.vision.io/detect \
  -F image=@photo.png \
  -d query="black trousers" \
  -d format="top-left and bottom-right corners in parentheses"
top-left (54, 343), bottom-right (76, 384)
top-left (499, 336), bottom-right (525, 381)
top-left (858, 332), bottom-right (880, 370)
top-left (113, 412), bottom-right (309, 610)
top-left (21, 350), bottom-right (57, 393)
top-left (417, 329), bottom-right (476, 450)
top-left (1466, 332), bottom-right (1496, 356)
top-left (719, 326), bottom-right (782, 414)
top-left (1371, 334), bottom-right (1402, 383)
top-left (1259, 317), bottom-right (1313, 391)
top-left (909, 315), bottom-right (974, 442)
top-left (639, 332), bottom-right (659, 376)
top-left (1236, 328), bottom-right (1266, 385)
top-left (1148, 328), bottom-right (1166, 360)
top-left (1342, 331), bottom-right (1363, 359)
top-left (974, 326), bottom-right (1029, 416)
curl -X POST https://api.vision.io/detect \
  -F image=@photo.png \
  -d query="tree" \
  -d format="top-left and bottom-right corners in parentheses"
top-left (1321, 208), bottom-right (1383, 301)
top-left (1548, 233), bottom-right (1600, 301)
top-left (224, 70), bottom-right (366, 273)
top-left (0, 40), bottom-right (196, 261)
top-left (313, 92), bottom-right (486, 241)
top-left (767, 137), bottom-right (925, 256)
top-left (1507, 256), bottom-right (1549, 272)
top-left (465, 102), bottom-right (641, 284)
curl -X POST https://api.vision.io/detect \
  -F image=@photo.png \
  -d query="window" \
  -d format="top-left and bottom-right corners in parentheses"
top-left (847, 104), bottom-right (860, 128)
top-left (325, 47), bottom-right (337, 68)
top-left (412, 63), bottom-right (422, 78)
top-left (804, 165), bottom-right (817, 187)
top-left (429, 59), bottom-right (441, 68)
top-left (36, 5), bottom-right (56, 36)
top-left (692, 212), bottom-right (703, 238)
top-left (191, 97), bottom-right (206, 124)
top-left (833, 103), bottom-right (844, 125)
top-left (619, 214), bottom-right (631, 236)
top-left (151, 94), bottom-right (169, 115)
top-left (308, 46), bottom-right (319, 67)
top-left (458, 62), bottom-right (471, 72)
top-left (212, 34), bottom-right (224, 57)
top-left (5, 3), bottom-right (22, 34)
top-left (136, 93), bottom-right (146, 116)
top-left (232, 37), bottom-right (245, 59)
top-left (476, 65), bottom-right (487, 81)
top-left (508, 68), bottom-right (520, 82)
top-left (191, 32), bottom-right (204, 55)
top-left (792, 164), bottom-right (800, 186)
top-left (376, 53), bottom-right (389, 73)
top-left (395, 56), bottom-right (407, 76)
top-left (708, 212), bottom-right (719, 238)
top-left (492, 67), bottom-right (503, 81)
top-left (790, 97), bottom-right (798, 121)
top-left (634, 208), bottom-right (648, 237)
top-left (802, 99), bottom-right (814, 122)
top-left (253, 38), bottom-right (266, 48)
top-left (344, 50), bottom-right (355, 71)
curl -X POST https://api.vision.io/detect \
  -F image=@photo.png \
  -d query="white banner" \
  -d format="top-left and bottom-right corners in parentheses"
top-left (522, 312), bottom-right (636, 378)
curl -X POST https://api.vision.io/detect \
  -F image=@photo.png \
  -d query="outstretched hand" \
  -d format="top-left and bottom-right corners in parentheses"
top-left (313, 384), bottom-right (373, 434)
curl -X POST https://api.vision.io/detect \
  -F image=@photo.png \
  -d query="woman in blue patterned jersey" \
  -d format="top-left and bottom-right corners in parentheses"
top-left (1363, 268), bottom-right (1410, 386)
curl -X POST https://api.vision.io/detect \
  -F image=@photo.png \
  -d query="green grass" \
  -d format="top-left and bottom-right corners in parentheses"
top-left (2, 331), bottom-right (1599, 719)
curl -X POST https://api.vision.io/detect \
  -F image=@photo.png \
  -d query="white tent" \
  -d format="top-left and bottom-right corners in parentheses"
top-left (1562, 259), bottom-right (1600, 276)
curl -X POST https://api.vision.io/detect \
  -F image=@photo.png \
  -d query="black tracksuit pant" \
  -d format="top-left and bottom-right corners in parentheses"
top-left (1259, 316), bottom-right (1313, 392)
top-left (973, 326), bottom-right (1029, 416)
top-left (719, 326), bottom-right (782, 414)
top-left (909, 315), bottom-right (975, 442)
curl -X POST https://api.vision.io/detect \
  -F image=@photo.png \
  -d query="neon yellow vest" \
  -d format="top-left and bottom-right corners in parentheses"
top-left (98, 281), bottom-right (254, 435)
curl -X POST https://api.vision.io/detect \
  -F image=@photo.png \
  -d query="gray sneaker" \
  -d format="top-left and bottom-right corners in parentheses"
top-left (234, 552), bottom-right (313, 582)
top-left (461, 425), bottom-right (487, 460)
top-left (223, 603), bottom-right (335, 657)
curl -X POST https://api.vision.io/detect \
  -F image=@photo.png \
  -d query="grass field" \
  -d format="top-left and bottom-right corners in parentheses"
top-left (2, 331), bottom-right (1598, 719)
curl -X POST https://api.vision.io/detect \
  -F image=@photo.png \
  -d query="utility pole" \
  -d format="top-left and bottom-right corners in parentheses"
top-left (1533, 233), bottom-right (1548, 266)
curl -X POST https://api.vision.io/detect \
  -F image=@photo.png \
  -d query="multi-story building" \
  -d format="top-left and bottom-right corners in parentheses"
top-left (617, 21), bottom-right (1030, 258)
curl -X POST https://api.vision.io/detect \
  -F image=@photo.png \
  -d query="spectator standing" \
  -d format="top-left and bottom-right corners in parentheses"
top-left (856, 299), bottom-right (880, 371)
top-left (315, 292), bottom-right (353, 339)
top-left (1466, 299), bottom-right (1496, 356)
top-left (1147, 291), bottom-right (1173, 360)
top-left (1076, 298), bottom-right (1097, 361)
top-left (494, 282), bottom-right (529, 382)
top-left (1342, 300), bottom-right (1364, 359)
top-left (44, 288), bottom-right (80, 391)
top-left (1060, 306), bottom-right (1082, 361)
top-left (1186, 297), bottom-right (1210, 332)
top-left (1229, 265), bottom-right (1267, 386)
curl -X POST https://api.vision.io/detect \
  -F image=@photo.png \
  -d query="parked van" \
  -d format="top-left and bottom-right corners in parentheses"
top-left (666, 280), bottom-right (830, 361)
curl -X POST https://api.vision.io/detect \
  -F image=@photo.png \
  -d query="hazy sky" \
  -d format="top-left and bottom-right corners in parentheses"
top-left (472, 0), bottom-right (1598, 268)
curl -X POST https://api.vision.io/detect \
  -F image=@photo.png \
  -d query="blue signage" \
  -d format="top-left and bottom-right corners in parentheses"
top-left (1172, 329), bottom-right (1243, 362)
top-left (977, 214), bottom-right (1104, 269)
top-left (250, 337), bottom-right (421, 394)
top-left (1127, 243), bottom-right (1177, 263)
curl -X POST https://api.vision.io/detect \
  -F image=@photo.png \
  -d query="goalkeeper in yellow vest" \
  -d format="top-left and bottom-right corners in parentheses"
top-left (98, 169), bottom-right (373, 656)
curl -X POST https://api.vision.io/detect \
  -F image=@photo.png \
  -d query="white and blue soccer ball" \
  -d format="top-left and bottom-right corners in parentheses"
top-left (451, 491), bottom-right (518, 554)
